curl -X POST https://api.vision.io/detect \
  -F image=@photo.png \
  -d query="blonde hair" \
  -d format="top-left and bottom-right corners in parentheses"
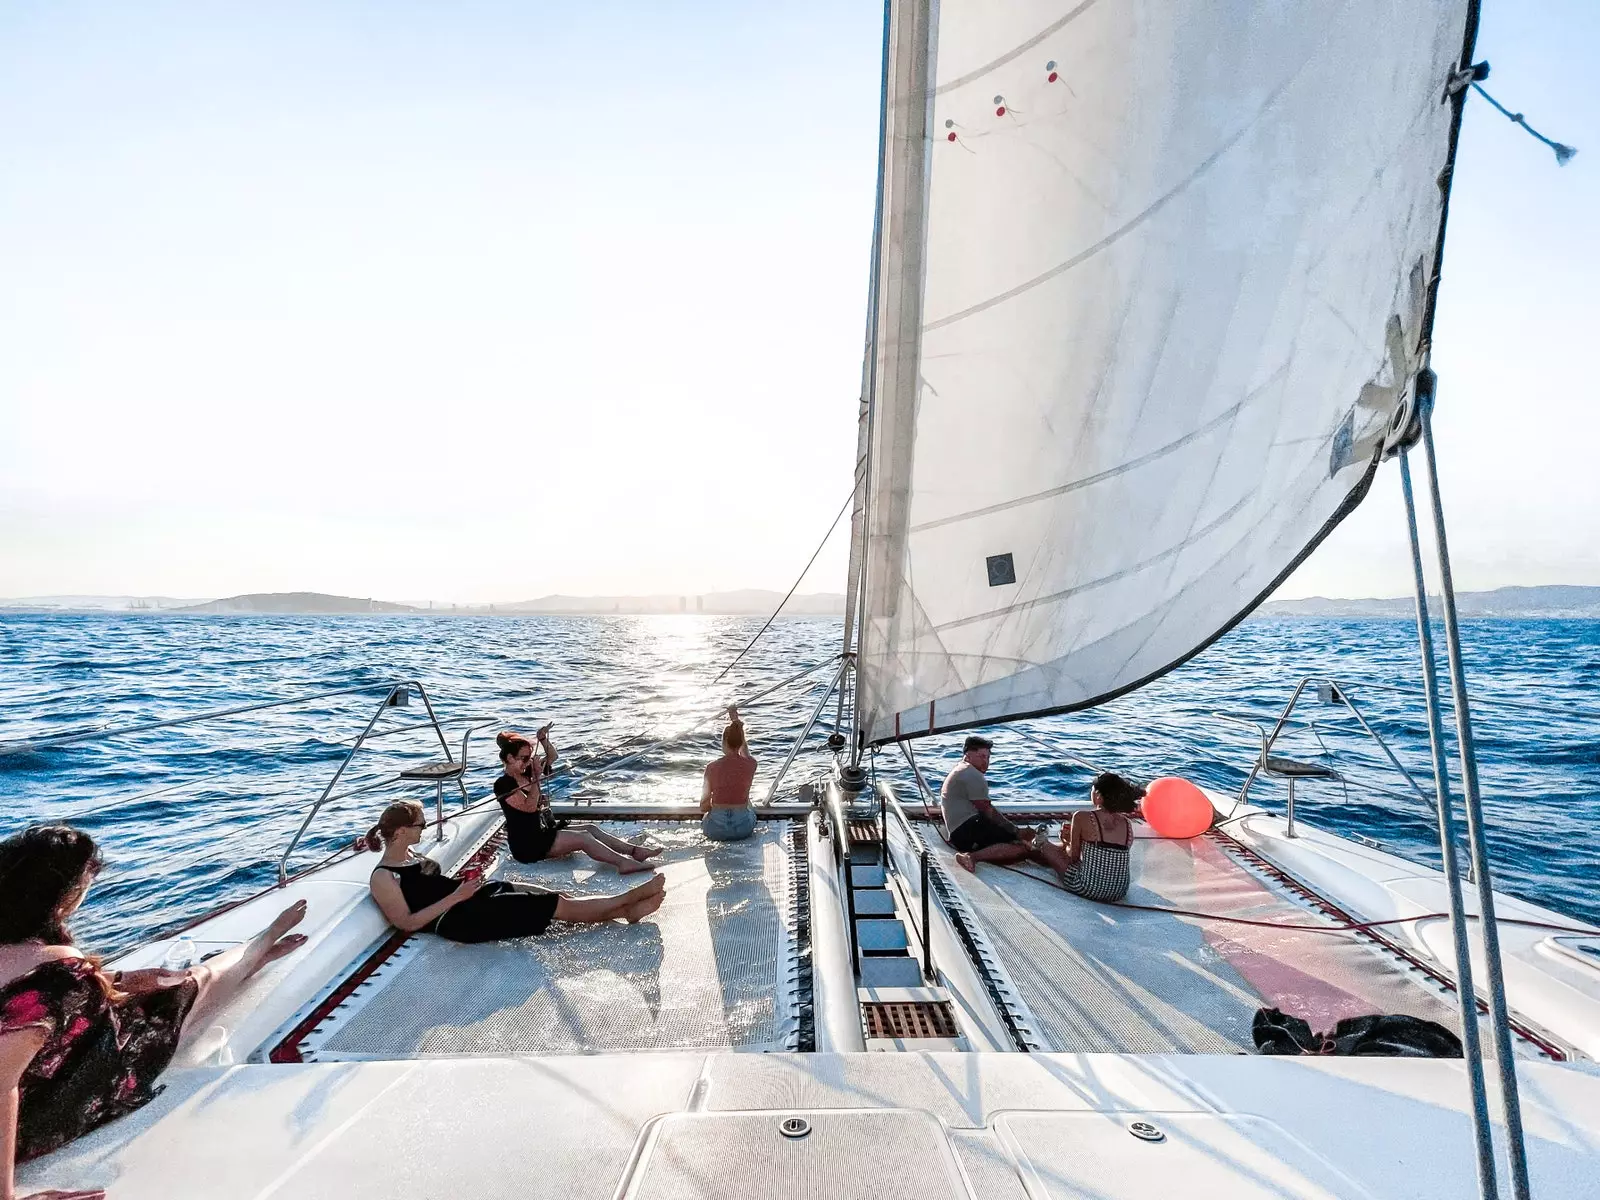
top-left (722, 720), bottom-right (746, 756)
top-left (362, 800), bottom-right (425, 852)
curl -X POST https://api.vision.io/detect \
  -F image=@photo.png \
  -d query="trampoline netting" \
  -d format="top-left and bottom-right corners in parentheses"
top-left (304, 820), bottom-right (802, 1060)
top-left (933, 830), bottom-right (1489, 1055)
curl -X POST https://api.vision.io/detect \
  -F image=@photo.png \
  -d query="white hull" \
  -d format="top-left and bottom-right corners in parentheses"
top-left (20, 792), bottom-right (1600, 1198)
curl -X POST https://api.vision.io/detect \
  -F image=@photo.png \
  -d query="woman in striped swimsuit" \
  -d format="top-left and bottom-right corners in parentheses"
top-left (1057, 772), bottom-right (1143, 902)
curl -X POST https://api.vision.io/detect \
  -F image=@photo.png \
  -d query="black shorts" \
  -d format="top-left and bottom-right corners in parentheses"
top-left (948, 815), bottom-right (1016, 853)
top-left (436, 882), bottom-right (560, 943)
top-left (507, 823), bottom-right (561, 864)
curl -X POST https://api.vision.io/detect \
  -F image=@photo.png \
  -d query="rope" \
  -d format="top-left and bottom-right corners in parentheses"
top-left (712, 488), bottom-right (854, 685)
top-left (986, 857), bottom-right (1597, 937)
top-left (1471, 83), bottom-right (1577, 165)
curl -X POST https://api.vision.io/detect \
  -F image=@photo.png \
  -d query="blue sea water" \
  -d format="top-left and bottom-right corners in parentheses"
top-left (2, 611), bottom-right (1597, 955)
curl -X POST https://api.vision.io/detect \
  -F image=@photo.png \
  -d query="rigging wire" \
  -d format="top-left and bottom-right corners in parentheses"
top-left (1471, 82), bottom-right (1577, 165)
top-left (712, 488), bottom-right (855, 685)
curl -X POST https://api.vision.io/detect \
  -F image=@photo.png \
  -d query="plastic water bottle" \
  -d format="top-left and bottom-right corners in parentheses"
top-left (162, 935), bottom-right (196, 970)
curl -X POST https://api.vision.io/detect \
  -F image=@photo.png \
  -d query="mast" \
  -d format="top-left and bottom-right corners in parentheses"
top-left (844, 0), bottom-right (936, 767)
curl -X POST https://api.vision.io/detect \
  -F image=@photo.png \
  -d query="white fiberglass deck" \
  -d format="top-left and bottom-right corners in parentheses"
top-left (302, 819), bottom-right (804, 1059)
top-left (932, 828), bottom-right (1498, 1055)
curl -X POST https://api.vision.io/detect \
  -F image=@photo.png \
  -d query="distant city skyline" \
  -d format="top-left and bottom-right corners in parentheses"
top-left (1, 2), bottom-right (1595, 603)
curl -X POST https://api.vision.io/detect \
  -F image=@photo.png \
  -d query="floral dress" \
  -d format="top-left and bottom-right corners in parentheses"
top-left (0, 957), bottom-right (198, 1161)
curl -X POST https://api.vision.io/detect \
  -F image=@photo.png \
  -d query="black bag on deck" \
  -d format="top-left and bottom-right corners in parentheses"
top-left (1252, 1007), bottom-right (1462, 1058)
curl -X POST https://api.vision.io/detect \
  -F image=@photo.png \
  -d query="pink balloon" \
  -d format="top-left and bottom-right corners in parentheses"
top-left (1142, 776), bottom-right (1214, 839)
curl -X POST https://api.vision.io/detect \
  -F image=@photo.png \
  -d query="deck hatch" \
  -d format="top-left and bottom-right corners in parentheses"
top-left (862, 999), bottom-right (959, 1040)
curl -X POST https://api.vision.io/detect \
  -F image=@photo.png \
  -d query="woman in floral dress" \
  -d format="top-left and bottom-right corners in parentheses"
top-left (1, 826), bottom-right (307, 1199)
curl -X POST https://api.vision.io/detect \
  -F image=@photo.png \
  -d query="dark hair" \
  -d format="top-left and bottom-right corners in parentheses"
top-left (0, 825), bottom-right (104, 945)
top-left (963, 735), bottom-right (993, 753)
top-left (496, 731), bottom-right (532, 764)
top-left (722, 720), bottom-right (746, 755)
top-left (1092, 772), bottom-right (1145, 814)
top-left (361, 800), bottom-right (425, 852)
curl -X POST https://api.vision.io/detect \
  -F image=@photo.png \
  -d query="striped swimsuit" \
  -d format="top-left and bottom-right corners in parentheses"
top-left (1061, 812), bottom-right (1131, 902)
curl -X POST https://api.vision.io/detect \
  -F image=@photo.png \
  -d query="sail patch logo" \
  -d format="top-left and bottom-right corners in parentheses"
top-left (986, 553), bottom-right (1017, 587)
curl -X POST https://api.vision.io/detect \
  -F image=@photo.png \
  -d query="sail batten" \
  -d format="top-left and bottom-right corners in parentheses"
top-left (854, 0), bottom-right (1475, 746)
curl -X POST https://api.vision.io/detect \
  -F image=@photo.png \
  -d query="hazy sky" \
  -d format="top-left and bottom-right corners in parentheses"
top-left (1, 1), bottom-right (1594, 603)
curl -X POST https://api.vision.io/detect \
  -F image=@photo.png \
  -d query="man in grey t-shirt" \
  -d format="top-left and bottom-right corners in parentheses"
top-left (942, 735), bottom-right (1066, 873)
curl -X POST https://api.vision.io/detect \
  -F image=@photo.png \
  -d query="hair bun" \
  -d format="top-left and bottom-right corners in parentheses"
top-left (496, 731), bottom-right (517, 752)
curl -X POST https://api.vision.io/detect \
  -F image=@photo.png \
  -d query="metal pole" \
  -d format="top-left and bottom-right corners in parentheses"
top-left (1399, 448), bottom-right (1498, 1200)
top-left (1284, 779), bottom-right (1297, 839)
top-left (765, 660), bottom-right (851, 804)
top-left (278, 690), bottom-right (399, 884)
top-left (920, 849), bottom-right (932, 980)
top-left (1419, 406), bottom-right (1532, 1200)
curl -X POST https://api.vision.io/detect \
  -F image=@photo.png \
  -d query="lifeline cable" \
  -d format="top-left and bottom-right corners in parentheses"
top-left (712, 488), bottom-right (854, 685)
top-left (986, 856), bottom-right (1598, 938)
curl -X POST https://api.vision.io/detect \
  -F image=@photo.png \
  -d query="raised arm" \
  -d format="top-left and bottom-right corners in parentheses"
top-left (537, 723), bottom-right (558, 774)
top-left (369, 871), bottom-right (479, 934)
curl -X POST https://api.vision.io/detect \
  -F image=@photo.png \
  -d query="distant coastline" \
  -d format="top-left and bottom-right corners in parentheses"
top-left (0, 589), bottom-right (849, 617)
top-left (4, 583), bottom-right (1598, 619)
top-left (1255, 585), bottom-right (1600, 620)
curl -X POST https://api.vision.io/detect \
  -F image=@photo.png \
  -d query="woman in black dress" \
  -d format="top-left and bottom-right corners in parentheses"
top-left (363, 801), bottom-right (665, 940)
top-left (493, 729), bottom-right (658, 871)
top-left (0, 825), bottom-right (308, 1195)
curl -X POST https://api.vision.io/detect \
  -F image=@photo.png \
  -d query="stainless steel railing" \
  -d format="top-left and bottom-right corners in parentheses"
top-left (1214, 675), bottom-right (1433, 836)
top-left (0, 678), bottom-right (500, 885)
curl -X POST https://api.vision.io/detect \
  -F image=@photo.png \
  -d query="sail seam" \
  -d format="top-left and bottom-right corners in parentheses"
top-left (907, 362), bottom-right (1288, 534)
top-left (932, 0), bottom-right (1103, 96)
top-left (923, 57), bottom-right (1312, 334)
top-left (929, 491), bottom-right (1251, 636)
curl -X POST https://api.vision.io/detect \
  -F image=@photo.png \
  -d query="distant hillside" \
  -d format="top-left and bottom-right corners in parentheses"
top-left (177, 592), bottom-right (419, 614)
top-left (1259, 585), bottom-right (1600, 620)
top-left (491, 590), bottom-right (846, 616)
top-left (0, 595), bottom-right (211, 611)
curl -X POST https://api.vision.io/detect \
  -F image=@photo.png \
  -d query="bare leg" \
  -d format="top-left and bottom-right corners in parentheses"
top-left (953, 842), bottom-right (1032, 873)
top-left (623, 889), bottom-right (666, 923)
top-left (553, 875), bottom-right (665, 924)
top-left (178, 901), bottom-right (308, 1044)
top-left (567, 823), bottom-right (660, 860)
top-left (549, 830), bottom-right (652, 874)
top-left (1028, 840), bottom-right (1072, 877)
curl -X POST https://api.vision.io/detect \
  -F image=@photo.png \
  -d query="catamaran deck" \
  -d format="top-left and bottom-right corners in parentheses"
top-left (924, 824), bottom-right (1540, 1056)
top-left (295, 819), bottom-right (808, 1060)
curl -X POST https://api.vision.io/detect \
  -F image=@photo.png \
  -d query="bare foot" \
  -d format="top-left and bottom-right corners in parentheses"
top-left (617, 858), bottom-right (653, 875)
top-left (261, 933), bottom-right (308, 965)
top-left (625, 891), bottom-right (666, 923)
top-left (955, 852), bottom-right (975, 873)
top-left (635, 873), bottom-right (666, 897)
top-left (631, 845), bottom-right (663, 860)
top-left (266, 899), bottom-right (309, 940)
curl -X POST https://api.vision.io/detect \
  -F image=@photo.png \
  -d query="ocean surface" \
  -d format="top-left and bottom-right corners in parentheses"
top-left (2, 611), bottom-right (1597, 955)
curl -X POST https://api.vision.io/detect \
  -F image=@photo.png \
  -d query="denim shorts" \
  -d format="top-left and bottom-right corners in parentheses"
top-left (702, 806), bottom-right (757, 842)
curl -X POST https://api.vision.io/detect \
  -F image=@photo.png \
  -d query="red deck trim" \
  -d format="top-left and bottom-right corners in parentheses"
top-left (268, 828), bottom-right (508, 1063)
top-left (1210, 828), bottom-right (1567, 1061)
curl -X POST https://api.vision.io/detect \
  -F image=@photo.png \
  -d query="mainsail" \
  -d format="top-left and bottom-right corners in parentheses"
top-left (852, 0), bottom-right (1476, 745)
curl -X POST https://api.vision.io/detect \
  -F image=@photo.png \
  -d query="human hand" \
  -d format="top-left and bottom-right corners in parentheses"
top-left (1016, 826), bottom-right (1037, 843)
top-left (536, 722), bottom-right (553, 740)
top-left (726, 706), bottom-right (739, 722)
top-left (450, 878), bottom-right (483, 905)
top-left (115, 968), bottom-right (189, 996)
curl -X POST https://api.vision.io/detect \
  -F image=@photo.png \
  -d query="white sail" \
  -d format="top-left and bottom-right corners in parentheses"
top-left (855, 0), bottom-right (1473, 744)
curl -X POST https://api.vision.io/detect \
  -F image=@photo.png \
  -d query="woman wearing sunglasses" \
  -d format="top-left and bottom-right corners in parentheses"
top-left (362, 801), bottom-right (664, 942)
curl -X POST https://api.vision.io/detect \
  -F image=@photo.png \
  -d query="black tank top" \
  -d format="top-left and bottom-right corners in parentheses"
top-left (495, 772), bottom-right (557, 844)
top-left (374, 859), bottom-right (460, 914)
